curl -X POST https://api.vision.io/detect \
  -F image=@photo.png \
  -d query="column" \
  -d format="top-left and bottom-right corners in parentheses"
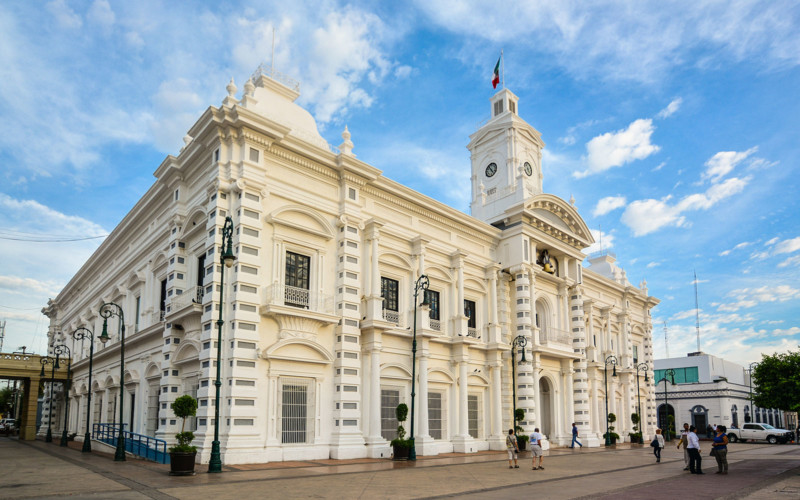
top-left (489, 360), bottom-right (504, 449)
top-left (366, 344), bottom-right (382, 445)
top-left (563, 359), bottom-right (575, 443)
top-left (570, 285), bottom-right (594, 444)
top-left (417, 354), bottom-right (430, 439)
top-left (459, 360), bottom-right (468, 437)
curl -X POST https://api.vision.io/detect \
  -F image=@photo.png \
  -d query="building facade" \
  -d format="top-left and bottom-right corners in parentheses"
top-left (654, 353), bottom-right (788, 432)
top-left (42, 68), bottom-right (659, 464)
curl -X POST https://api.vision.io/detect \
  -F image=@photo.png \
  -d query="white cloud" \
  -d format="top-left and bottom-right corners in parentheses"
top-left (0, 276), bottom-right (62, 297)
top-left (702, 147), bottom-right (758, 183)
top-left (778, 255), bottom-right (800, 268)
top-left (656, 97), bottom-right (682, 119)
top-left (592, 196), bottom-right (627, 217)
top-left (47, 0), bottom-right (82, 29)
top-left (576, 119), bottom-right (660, 178)
top-left (717, 285), bottom-right (800, 312)
top-left (646, 261), bottom-right (660, 268)
top-left (622, 176), bottom-right (750, 236)
top-left (415, 1), bottom-right (800, 84)
top-left (87, 0), bottom-right (115, 31)
top-left (583, 228), bottom-right (615, 255)
top-left (719, 241), bottom-right (752, 256)
top-left (773, 236), bottom-right (800, 255)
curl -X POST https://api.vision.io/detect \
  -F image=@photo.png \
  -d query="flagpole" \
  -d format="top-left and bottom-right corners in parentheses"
top-left (501, 49), bottom-right (505, 89)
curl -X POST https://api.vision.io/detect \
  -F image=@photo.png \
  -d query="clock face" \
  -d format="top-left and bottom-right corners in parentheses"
top-left (485, 162), bottom-right (498, 177)
top-left (524, 162), bottom-right (533, 176)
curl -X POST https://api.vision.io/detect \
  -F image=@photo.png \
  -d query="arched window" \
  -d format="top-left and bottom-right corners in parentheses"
top-left (731, 405), bottom-right (739, 428)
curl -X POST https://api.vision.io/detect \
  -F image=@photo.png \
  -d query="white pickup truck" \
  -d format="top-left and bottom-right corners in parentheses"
top-left (726, 423), bottom-right (794, 444)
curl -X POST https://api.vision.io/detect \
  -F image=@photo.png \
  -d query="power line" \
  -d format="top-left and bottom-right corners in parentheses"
top-left (0, 233), bottom-right (107, 242)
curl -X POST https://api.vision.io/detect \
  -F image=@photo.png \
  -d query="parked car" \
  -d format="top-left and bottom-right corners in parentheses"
top-left (727, 423), bottom-right (793, 444)
top-left (0, 418), bottom-right (16, 434)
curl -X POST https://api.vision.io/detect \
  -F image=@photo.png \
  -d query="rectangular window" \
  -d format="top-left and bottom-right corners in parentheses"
top-left (464, 300), bottom-right (477, 328)
top-left (249, 148), bottom-right (259, 162)
top-left (159, 279), bottom-right (167, 317)
top-left (135, 296), bottom-right (141, 332)
top-left (633, 345), bottom-right (639, 364)
top-left (425, 290), bottom-right (440, 321)
top-left (468, 394), bottom-right (479, 438)
top-left (381, 277), bottom-right (399, 312)
top-left (285, 251), bottom-right (311, 308)
top-left (428, 392), bottom-right (443, 440)
top-left (381, 389), bottom-right (400, 441)
top-left (146, 380), bottom-right (159, 436)
top-left (281, 379), bottom-right (312, 444)
top-left (654, 367), bottom-right (699, 384)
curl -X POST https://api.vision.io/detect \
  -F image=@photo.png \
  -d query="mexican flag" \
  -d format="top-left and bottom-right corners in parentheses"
top-left (492, 55), bottom-right (501, 89)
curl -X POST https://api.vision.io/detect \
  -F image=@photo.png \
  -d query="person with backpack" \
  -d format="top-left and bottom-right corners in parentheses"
top-left (506, 428), bottom-right (520, 469)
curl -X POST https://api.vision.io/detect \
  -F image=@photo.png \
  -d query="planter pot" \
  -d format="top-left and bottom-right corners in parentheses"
top-left (392, 444), bottom-right (410, 461)
top-left (518, 440), bottom-right (527, 451)
top-left (169, 451), bottom-right (197, 476)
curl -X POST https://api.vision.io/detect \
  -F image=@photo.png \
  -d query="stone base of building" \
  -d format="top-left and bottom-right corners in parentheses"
top-left (365, 436), bottom-right (391, 459)
top-left (329, 433), bottom-right (367, 459)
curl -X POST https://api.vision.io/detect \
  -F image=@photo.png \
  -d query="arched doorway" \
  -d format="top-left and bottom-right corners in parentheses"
top-left (731, 405), bottom-right (739, 428)
top-left (691, 405), bottom-right (709, 434)
top-left (657, 403), bottom-right (675, 438)
top-left (539, 378), bottom-right (553, 437)
top-left (744, 405), bottom-right (751, 423)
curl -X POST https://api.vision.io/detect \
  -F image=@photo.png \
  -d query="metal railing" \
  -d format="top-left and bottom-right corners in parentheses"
top-left (540, 327), bottom-right (572, 345)
top-left (250, 63), bottom-right (300, 93)
top-left (262, 284), bottom-right (334, 314)
top-left (467, 327), bottom-right (478, 338)
top-left (93, 423), bottom-right (170, 464)
top-left (430, 319), bottom-right (441, 331)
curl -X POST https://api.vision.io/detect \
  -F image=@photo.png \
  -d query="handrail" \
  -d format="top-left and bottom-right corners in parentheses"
top-left (92, 423), bottom-right (170, 464)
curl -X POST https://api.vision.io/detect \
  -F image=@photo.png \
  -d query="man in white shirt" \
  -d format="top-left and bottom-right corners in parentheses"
top-left (687, 425), bottom-right (704, 474)
top-left (530, 428), bottom-right (545, 470)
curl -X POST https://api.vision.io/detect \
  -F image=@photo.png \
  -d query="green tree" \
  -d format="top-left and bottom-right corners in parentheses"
top-left (752, 349), bottom-right (800, 413)
top-left (0, 387), bottom-right (12, 417)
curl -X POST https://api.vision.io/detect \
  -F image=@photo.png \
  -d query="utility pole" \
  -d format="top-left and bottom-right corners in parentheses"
top-left (0, 320), bottom-right (6, 352)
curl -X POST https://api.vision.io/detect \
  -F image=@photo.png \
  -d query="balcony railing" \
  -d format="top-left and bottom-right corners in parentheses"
top-left (382, 308), bottom-right (400, 325)
top-left (467, 327), bottom-right (478, 338)
top-left (430, 319), bottom-right (441, 331)
top-left (168, 286), bottom-right (205, 313)
top-left (262, 283), bottom-right (334, 314)
top-left (540, 327), bottom-right (572, 346)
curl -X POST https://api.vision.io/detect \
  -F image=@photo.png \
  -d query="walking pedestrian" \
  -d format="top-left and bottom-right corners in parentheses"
top-left (530, 428), bottom-right (545, 470)
top-left (653, 428), bottom-right (665, 463)
top-left (676, 423), bottom-right (690, 470)
top-left (506, 428), bottom-right (520, 469)
top-left (570, 423), bottom-right (582, 448)
top-left (706, 424), bottom-right (714, 439)
top-left (687, 425), bottom-right (704, 474)
top-left (711, 425), bottom-right (728, 474)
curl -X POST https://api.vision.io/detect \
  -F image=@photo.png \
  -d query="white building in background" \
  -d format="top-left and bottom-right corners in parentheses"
top-left (42, 66), bottom-right (659, 464)
top-left (654, 352), bottom-right (787, 432)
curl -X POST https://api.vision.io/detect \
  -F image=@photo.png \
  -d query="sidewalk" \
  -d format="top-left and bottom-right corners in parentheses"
top-left (2, 436), bottom-right (799, 499)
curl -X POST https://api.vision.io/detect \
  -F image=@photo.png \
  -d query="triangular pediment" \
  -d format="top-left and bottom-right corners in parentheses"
top-left (523, 194), bottom-right (595, 249)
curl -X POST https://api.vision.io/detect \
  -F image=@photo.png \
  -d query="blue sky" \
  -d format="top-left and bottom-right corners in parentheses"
top-left (0, 1), bottom-right (798, 366)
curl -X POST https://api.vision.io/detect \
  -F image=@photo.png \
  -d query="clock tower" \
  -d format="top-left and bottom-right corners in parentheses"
top-left (468, 88), bottom-right (544, 225)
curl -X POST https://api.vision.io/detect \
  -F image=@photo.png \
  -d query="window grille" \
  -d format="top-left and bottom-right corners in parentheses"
top-left (146, 380), bottom-right (160, 436)
top-left (428, 392), bottom-right (443, 439)
top-left (107, 394), bottom-right (117, 424)
top-left (280, 378), bottom-right (314, 444)
top-left (425, 290), bottom-right (440, 321)
top-left (93, 392), bottom-right (103, 425)
top-left (381, 389), bottom-right (400, 441)
top-left (468, 394), bottom-right (480, 438)
top-left (381, 277), bottom-right (399, 312)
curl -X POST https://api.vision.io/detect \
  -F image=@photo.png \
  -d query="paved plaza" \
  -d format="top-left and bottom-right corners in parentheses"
top-left (1, 437), bottom-right (799, 499)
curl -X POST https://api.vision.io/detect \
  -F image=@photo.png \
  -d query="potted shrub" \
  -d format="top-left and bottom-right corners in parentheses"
top-left (514, 408), bottom-right (527, 450)
top-left (629, 413), bottom-right (643, 444)
top-left (603, 413), bottom-right (620, 445)
top-left (390, 403), bottom-right (411, 460)
top-left (168, 395), bottom-right (198, 476)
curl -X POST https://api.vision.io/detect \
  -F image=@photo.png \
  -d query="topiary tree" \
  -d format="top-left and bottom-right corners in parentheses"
top-left (629, 413), bottom-right (642, 443)
top-left (390, 403), bottom-right (411, 448)
top-left (169, 395), bottom-right (198, 453)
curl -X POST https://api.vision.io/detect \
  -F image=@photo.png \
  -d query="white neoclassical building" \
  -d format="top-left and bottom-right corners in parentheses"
top-left (42, 67), bottom-right (659, 464)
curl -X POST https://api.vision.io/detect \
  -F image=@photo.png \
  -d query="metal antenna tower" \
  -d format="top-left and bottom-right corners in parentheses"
top-left (694, 270), bottom-right (701, 352)
top-left (0, 320), bottom-right (5, 352)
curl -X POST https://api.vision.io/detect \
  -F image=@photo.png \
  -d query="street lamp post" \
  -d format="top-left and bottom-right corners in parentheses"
top-left (408, 274), bottom-right (430, 462)
top-left (748, 361), bottom-right (758, 423)
top-left (99, 302), bottom-right (126, 461)
top-left (209, 216), bottom-right (236, 473)
top-left (40, 356), bottom-right (58, 442)
top-left (54, 344), bottom-right (72, 447)
top-left (634, 362), bottom-right (649, 441)
top-left (71, 328), bottom-right (96, 452)
top-left (657, 368), bottom-right (676, 441)
top-left (603, 355), bottom-right (618, 446)
top-left (510, 335), bottom-right (527, 429)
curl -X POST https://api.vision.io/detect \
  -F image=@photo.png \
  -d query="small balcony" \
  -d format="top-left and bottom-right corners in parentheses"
top-left (539, 327), bottom-right (572, 347)
top-left (382, 308), bottom-right (400, 325)
top-left (261, 284), bottom-right (338, 337)
top-left (165, 286), bottom-right (204, 321)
